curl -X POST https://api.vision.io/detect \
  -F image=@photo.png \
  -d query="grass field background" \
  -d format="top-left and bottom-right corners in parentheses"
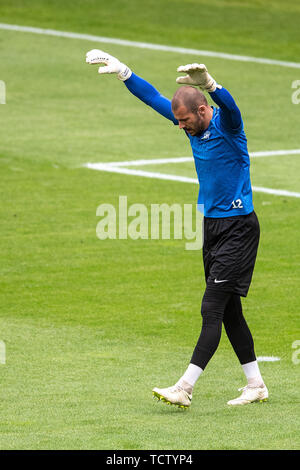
top-left (0, 0), bottom-right (300, 450)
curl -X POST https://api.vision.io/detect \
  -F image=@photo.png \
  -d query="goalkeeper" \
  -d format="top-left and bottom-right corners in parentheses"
top-left (86, 49), bottom-right (268, 408)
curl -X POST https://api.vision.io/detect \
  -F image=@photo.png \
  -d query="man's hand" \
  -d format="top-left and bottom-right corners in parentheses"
top-left (176, 63), bottom-right (220, 92)
top-left (86, 49), bottom-right (132, 81)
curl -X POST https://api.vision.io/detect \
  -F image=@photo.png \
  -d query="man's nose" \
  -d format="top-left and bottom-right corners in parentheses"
top-left (179, 121), bottom-right (185, 129)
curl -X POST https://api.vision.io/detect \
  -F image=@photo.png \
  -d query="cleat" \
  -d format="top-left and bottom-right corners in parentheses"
top-left (227, 384), bottom-right (269, 406)
top-left (152, 385), bottom-right (192, 409)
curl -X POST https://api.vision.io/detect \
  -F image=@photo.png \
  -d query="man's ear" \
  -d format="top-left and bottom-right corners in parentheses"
top-left (197, 105), bottom-right (206, 117)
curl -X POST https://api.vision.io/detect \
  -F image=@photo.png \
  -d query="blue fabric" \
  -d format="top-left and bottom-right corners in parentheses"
top-left (124, 74), bottom-right (253, 218)
top-left (187, 107), bottom-right (253, 217)
top-left (209, 87), bottom-right (242, 131)
top-left (125, 73), bottom-right (178, 124)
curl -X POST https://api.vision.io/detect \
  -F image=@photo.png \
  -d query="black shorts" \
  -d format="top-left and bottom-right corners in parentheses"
top-left (203, 211), bottom-right (260, 297)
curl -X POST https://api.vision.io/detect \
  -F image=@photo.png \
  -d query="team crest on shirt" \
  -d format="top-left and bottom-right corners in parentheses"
top-left (201, 131), bottom-right (210, 140)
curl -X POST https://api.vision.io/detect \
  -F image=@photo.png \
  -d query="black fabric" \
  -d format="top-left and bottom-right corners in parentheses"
top-left (223, 295), bottom-right (256, 365)
top-left (190, 287), bottom-right (231, 370)
top-left (203, 211), bottom-right (260, 297)
top-left (190, 287), bottom-right (256, 370)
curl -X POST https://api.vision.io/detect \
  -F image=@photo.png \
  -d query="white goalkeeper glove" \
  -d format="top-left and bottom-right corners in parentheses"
top-left (176, 63), bottom-right (221, 92)
top-left (85, 49), bottom-right (132, 81)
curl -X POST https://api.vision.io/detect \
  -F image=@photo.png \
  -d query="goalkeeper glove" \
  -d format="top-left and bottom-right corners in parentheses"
top-left (85, 49), bottom-right (132, 81)
top-left (176, 63), bottom-right (221, 92)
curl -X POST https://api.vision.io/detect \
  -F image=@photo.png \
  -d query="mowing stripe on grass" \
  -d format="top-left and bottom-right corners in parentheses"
top-left (84, 162), bottom-right (300, 198)
top-left (1, 23), bottom-right (300, 69)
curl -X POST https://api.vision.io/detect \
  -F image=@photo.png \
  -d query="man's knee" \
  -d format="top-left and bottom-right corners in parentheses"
top-left (201, 288), bottom-right (231, 324)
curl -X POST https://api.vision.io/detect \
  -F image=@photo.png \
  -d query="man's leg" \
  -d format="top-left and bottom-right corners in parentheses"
top-left (189, 287), bottom-right (231, 370)
top-left (223, 295), bottom-right (268, 405)
top-left (153, 286), bottom-right (231, 407)
top-left (223, 295), bottom-right (257, 376)
top-left (153, 212), bottom-right (264, 407)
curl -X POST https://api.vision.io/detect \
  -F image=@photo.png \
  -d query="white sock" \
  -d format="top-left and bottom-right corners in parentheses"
top-left (176, 363), bottom-right (203, 393)
top-left (242, 360), bottom-right (264, 387)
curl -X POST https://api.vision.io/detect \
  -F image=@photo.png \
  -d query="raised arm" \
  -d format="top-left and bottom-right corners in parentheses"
top-left (176, 63), bottom-right (242, 132)
top-left (209, 87), bottom-right (242, 131)
top-left (86, 49), bottom-right (178, 124)
top-left (124, 73), bottom-right (178, 124)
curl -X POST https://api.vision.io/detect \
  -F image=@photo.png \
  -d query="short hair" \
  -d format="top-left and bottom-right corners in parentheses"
top-left (172, 86), bottom-right (208, 114)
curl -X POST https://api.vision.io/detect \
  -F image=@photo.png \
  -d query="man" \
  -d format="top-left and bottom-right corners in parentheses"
top-left (86, 49), bottom-right (268, 408)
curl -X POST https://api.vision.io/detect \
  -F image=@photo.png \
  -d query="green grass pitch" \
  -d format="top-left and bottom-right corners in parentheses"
top-left (0, 0), bottom-right (299, 450)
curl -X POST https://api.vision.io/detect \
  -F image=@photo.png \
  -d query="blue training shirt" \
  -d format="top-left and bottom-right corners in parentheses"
top-left (125, 73), bottom-right (254, 218)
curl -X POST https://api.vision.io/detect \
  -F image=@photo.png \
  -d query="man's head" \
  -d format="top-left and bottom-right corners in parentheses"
top-left (171, 86), bottom-right (213, 136)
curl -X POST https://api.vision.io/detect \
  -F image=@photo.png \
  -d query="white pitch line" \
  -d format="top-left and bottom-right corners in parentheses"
top-left (84, 162), bottom-right (198, 184)
top-left (107, 157), bottom-right (194, 167)
top-left (102, 149), bottom-right (300, 167)
top-left (84, 163), bottom-right (300, 198)
top-left (1, 23), bottom-right (300, 69)
top-left (252, 186), bottom-right (300, 198)
top-left (251, 149), bottom-right (300, 158)
top-left (257, 356), bottom-right (281, 362)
